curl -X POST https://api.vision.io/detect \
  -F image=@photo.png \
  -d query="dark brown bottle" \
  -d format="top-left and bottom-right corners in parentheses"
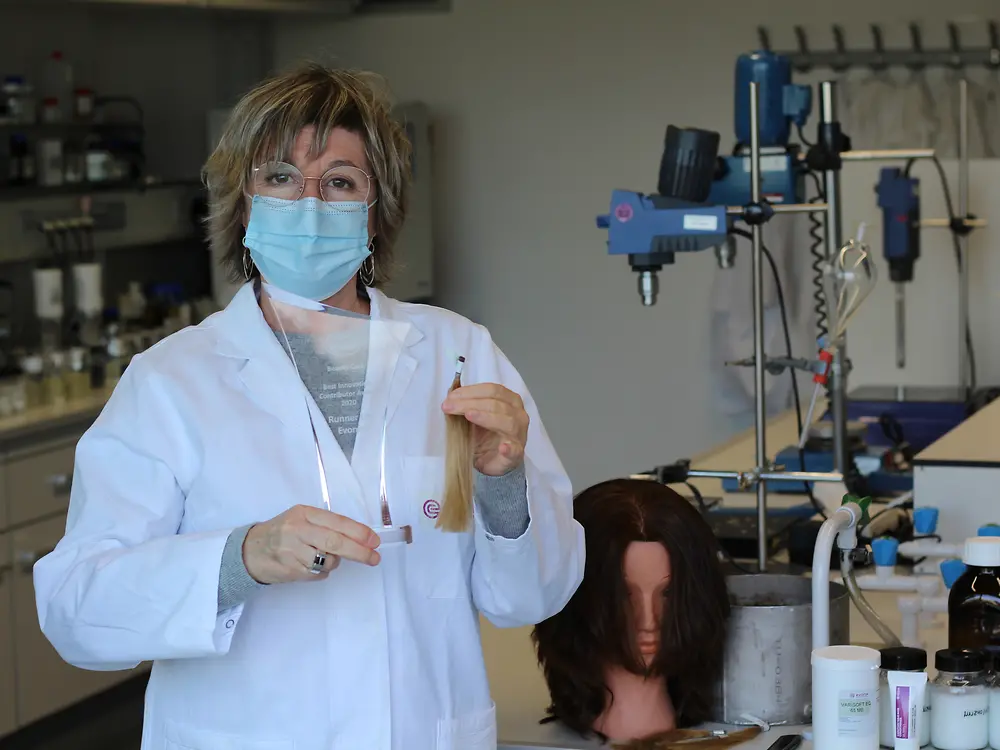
top-left (948, 538), bottom-right (1000, 657)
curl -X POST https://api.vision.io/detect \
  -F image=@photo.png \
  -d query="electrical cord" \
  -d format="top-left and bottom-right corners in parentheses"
top-left (904, 156), bottom-right (978, 393)
top-left (805, 171), bottom-right (828, 344)
top-left (730, 227), bottom-right (828, 522)
top-left (685, 480), bottom-right (757, 574)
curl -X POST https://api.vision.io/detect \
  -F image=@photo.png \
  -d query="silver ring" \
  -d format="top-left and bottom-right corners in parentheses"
top-left (309, 552), bottom-right (326, 575)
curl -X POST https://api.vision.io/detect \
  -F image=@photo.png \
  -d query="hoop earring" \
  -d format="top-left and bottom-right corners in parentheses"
top-left (242, 247), bottom-right (254, 281)
top-left (359, 254), bottom-right (376, 287)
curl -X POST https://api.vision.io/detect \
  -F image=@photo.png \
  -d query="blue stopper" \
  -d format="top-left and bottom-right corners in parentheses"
top-left (872, 537), bottom-right (900, 567)
top-left (978, 525), bottom-right (1000, 538)
top-left (913, 507), bottom-right (939, 535)
top-left (940, 559), bottom-right (967, 589)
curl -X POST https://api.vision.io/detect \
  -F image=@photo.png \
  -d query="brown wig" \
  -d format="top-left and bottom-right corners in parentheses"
top-left (532, 479), bottom-right (730, 738)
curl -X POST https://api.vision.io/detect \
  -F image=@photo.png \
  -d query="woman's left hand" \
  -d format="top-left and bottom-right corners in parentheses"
top-left (442, 383), bottom-right (529, 477)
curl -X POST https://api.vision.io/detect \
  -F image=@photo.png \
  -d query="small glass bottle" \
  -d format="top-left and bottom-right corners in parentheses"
top-left (881, 646), bottom-right (931, 747)
top-left (105, 328), bottom-right (125, 386)
top-left (46, 350), bottom-right (67, 406)
top-left (66, 347), bottom-right (90, 400)
top-left (950, 538), bottom-right (1000, 652)
top-left (930, 649), bottom-right (990, 750)
top-left (21, 355), bottom-right (46, 408)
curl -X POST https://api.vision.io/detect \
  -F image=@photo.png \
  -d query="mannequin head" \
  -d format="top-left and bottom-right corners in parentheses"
top-left (532, 479), bottom-right (730, 738)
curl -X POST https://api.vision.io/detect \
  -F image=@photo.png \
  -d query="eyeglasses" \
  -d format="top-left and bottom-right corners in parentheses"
top-left (251, 160), bottom-right (374, 207)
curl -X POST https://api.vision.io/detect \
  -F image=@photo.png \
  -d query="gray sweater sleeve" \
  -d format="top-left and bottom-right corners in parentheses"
top-left (217, 465), bottom-right (531, 611)
top-left (218, 524), bottom-right (267, 612)
top-left (474, 463), bottom-right (530, 539)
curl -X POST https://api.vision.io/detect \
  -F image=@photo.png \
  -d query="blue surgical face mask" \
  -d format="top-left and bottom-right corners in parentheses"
top-left (243, 196), bottom-right (373, 302)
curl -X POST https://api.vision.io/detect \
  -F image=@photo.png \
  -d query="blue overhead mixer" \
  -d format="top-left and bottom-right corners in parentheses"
top-left (596, 50), bottom-right (814, 306)
top-left (597, 52), bottom-right (843, 571)
top-left (708, 50), bottom-right (811, 207)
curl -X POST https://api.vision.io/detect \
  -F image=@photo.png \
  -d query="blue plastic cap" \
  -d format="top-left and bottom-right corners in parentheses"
top-left (978, 525), bottom-right (1000, 538)
top-left (872, 537), bottom-right (900, 567)
top-left (940, 559), bottom-right (967, 589)
top-left (913, 507), bottom-right (939, 535)
top-left (596, 215), bottom-right (610, 229)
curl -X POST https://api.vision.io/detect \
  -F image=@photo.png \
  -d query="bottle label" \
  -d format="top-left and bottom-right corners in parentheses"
top-left (839, 689), bottom-right (876, 737)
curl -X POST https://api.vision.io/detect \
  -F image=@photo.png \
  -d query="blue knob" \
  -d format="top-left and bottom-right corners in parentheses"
top-left (940, 559), bottom-right (967, 589)
top-left (979, 525), bottom-right (1000, 538)
top-left (873, 537), bottom-right (900, 567)
top-left (913, 508), bottom-right (939, 535)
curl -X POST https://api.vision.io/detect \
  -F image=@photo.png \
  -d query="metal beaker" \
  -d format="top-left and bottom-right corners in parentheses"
top-left (712, 573), bottom-right (850, 726)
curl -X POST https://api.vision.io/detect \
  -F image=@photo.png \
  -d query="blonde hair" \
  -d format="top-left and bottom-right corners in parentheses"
top-left (437, 362), bottom-right (474, 533)
top-left (203, 62), bottom-right (412, 287)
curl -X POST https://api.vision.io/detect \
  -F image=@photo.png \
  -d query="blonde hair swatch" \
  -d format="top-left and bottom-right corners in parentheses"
top-left (438, 356), bottom-right (474, 532)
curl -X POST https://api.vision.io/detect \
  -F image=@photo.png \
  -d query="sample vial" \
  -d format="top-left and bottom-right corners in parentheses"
top-left (930, 649), bottom-right (989, 750)
top-left (950, 538), bottom-right (1000, 653)
top-left (880, 646), bottom-right (931, 747)
top-left (21, 355), bottom-right (45, 408)
top-left (45, 351), bottom-right (67, 406)
top-left (66, 347), bottom-right (90, 400)
top-left (812, 645), bottom-right (881, 750)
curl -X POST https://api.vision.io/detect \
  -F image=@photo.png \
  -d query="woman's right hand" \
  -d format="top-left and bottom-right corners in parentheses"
top-left (242, 505), bottom-right (381, 584)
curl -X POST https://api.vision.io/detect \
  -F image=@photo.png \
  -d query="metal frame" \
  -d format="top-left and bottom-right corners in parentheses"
top-left (691, 76), bottom-right (979, 571)
top-left (758, 22), bottom-right (1000, 72)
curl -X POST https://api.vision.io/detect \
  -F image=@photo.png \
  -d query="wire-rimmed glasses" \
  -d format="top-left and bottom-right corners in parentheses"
top-left (251, 160), bottom-right (374, 208)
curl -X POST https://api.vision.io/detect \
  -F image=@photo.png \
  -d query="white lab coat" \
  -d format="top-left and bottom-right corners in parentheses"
top-left (33, 283), bottom-right (585, 750)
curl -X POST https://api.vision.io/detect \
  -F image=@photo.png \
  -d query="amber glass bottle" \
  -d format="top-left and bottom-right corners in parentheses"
top-left (949, 538), bottom-right (1000, 657)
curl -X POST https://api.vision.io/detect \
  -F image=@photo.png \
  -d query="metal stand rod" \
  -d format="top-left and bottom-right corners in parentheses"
top-left (727, 203), bottom-right (830, 216)
top-left (819, 80), bottom-right (849, 479)
top-left (958, 79), bottom-right (971, 393)
top-left (688, 469), bottom-right (845, 484)
top-left (840, 149), bottom-right (935, 162)
top-left (748, 81), bottom-right (768, 573)
top-left (923, 217), bottom-right (987, 229)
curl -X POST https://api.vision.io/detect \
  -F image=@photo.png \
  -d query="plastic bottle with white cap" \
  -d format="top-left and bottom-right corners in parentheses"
top-left (949, 538), bottom-right (1000, 653)
top-left (812, 644), bottom-right (881, 750)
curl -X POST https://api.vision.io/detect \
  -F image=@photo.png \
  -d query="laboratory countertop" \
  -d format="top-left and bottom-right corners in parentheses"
top-left (483, 403), bottom-right (944, 750)
top-left (483, 570), bottom-right (940, 749)
top-left (0, 387), bottom-right (112, 445)
top-left (914, 396), bottom-right (1000, 467)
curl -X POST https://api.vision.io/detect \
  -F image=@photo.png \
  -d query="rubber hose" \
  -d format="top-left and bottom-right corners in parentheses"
top-left (841, 553), bottom-right (903, 647)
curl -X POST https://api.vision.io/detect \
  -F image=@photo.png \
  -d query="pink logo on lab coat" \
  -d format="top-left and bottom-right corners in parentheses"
top-left (423, 499), bottom-right (440, 520)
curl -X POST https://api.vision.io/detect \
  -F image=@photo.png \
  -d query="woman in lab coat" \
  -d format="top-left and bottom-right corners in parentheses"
top-left (33, 63), bottom-right (585, 750)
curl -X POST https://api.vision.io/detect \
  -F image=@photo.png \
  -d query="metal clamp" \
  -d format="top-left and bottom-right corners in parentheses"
top-left (725, 356), bottom-right (825, 377)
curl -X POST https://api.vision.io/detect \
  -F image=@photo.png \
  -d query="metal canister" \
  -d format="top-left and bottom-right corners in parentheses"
top-left (712, 574), bottom-right (850, 726)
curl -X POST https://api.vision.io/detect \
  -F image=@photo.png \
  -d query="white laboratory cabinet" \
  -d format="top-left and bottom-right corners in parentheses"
top-left (206, 102), bottom-right (436, 307)
top-left (0, 416), bottom-right (146, 739)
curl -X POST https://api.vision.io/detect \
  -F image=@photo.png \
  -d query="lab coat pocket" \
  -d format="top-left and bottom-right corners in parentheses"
top-left (163, 721), bottom-right (294, 750)
top-left (402, 456), bottom-right (467, 600)
top-left (435, 702), bottom-right (497, 750)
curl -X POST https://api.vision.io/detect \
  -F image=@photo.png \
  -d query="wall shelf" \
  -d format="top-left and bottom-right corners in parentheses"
top-left (0, 178), bottom-right (201, 203)
top-left (0, 121), bottom-right (144, 139)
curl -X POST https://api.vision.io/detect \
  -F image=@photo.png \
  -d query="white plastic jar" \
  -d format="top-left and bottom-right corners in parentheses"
top-left (880, 646), bottom-right (931, 747)
top-left (930, 648), bottom-right (989, 750)
top-left (813, 645), bottom-right (881, 750)
top-left (987, 652), bottom-right (1000, 749)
